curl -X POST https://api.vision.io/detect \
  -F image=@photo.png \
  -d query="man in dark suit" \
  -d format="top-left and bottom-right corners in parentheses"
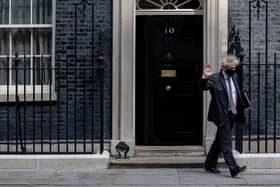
top-left (200, 55), bottom-right (247, 177)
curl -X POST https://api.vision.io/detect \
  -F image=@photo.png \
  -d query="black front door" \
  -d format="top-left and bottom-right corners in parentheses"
top-left (136, 16), bottom-right (203, 145)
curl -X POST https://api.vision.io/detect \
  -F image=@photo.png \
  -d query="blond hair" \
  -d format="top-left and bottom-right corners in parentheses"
top-left (221, 55), bottom-right (240, 68)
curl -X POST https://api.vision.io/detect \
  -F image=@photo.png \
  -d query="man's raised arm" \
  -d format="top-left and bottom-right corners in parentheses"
top-left (200, 64), bottom-right (213, 91)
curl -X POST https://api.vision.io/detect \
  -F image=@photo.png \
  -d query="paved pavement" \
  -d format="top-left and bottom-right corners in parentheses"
top-left (0, 168), bottom-right (279, 186)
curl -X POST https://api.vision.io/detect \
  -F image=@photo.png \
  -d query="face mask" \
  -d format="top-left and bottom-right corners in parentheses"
top-left (226, 69), bottom-right (235, 77)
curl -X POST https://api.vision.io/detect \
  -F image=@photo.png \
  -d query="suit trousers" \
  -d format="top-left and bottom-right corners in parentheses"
top-left (204, 112), bottom-right (239, 171)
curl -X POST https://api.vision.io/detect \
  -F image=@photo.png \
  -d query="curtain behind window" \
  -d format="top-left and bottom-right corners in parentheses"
top-left (12, 29), bottom-right (31, 55)
top-left (0, 0), bottom-right (9, 24)
top-left (12, 0), bottom-right (31, 24)
top-left (0, 29), bottom-right (9, 55)
top-left (33, 0), bottom-right (52, 24)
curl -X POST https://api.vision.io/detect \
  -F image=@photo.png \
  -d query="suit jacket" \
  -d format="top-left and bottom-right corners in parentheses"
top-left (200, 70), bottom-right (245, 127)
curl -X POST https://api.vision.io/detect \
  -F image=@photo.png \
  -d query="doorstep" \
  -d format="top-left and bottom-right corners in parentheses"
top-left (110, 146), bottom-right (226, 169)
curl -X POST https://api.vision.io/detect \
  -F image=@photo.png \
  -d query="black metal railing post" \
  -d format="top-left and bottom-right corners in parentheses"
top-left (6, 55), bottom-right (10, 152)
top-left (15, 53), bottom-right (19, 153)
top-left (40, 54), bottom-right (44, 152)
top-left (83, 60), bottom-right (87, 152)
top-left (49, 57), bottom-right (52, 152)
top-left (99, 64), bottom-right (104, 154)
top-left (248, 0), bottom-right (253, 153)
top-left (56, 58), bottom-right (61, 153)
top-left (14, 53), bottom-right (26, 153)
top-left (264, 0), bottom-right (268, 153)
top-left (257, 52), bottom-right (260, 153)
top-left (32, 54), bottom-right (36, 153)
top-left (98, 31), bottom-right (105, 154)
top-left (273, 53), bottom-right (277, 153)
top-left (23, 53), bottom-right (27, 151)
top-left (91, 0), bottom-right (95, 154)
top-left (74, 1), bottom-right (78, 153)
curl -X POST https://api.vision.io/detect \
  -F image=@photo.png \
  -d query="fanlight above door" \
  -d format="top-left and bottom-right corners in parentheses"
top-left (136, 0), bottom-right (203, 10)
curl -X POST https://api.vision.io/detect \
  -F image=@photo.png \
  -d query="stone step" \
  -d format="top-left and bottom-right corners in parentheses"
top-left (135, 151), bottom-right (205, 157)
top-left (109, 156), bottom-right (226, 169)
top-left (135, 146), bottom-right (205, 157)
top-left (110, 146), bottom-right (226, 169)
top-left (110, 156), bottom-right (204, 169)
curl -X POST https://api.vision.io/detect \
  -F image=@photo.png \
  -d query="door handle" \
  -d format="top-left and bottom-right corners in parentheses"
top-left (165, 85), bottom-right (172, 92)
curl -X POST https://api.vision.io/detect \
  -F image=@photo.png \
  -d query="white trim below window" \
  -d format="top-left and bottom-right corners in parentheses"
top-left (0, 24), bottom-right (52, 28)
top-left (0, 85), bottom-right (57, 102)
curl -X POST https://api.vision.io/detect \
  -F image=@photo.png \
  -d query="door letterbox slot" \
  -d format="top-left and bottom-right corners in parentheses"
top-left (161, 70), bottom-right (176, 77)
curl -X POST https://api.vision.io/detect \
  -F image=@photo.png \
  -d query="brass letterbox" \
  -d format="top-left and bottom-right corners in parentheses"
top-left (160, 70), bottom-right (176, 78)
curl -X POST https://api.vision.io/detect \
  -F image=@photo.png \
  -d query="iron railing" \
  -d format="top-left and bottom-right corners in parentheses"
top-left (0, 0), bottom-right (106, 154)
top-left (0, 53), bottom-right (105, 154)
top-left (239, 53), bottom-right (279, 153)
top-left (233, 0), bottom-right (280, 153)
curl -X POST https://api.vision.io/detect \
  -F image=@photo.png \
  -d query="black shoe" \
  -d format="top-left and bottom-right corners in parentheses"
top-left (205, 167), bottom-right (221, 174)
top-left (230, 165), bottom-right (247, 177)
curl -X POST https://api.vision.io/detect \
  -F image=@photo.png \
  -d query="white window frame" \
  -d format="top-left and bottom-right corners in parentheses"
top-left (0, 0), bottom-right (56, 102)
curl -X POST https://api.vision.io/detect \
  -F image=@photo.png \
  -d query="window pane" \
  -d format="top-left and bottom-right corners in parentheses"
top-left (11, 57), bottom-right (31, 85)
top-left (0, 29), bottom-right (9, 55)
top-left (33, 28), bottom-right (52, 55)
top-left (137, 0), bottom-right (163, 9)
top-left (12, 29), bottom-right (31, 55)
top-left (0, 0), bottom-right (9, 24)
top-left (177, 0), bottom-right (201, 9)
top-left (34, 57), bottom-right (51, 85)
top-left (33, 0), bottom-right (52, 24)
top-left (12, 0), bottom-right (31, 24)
top-left (0, 57), bottom-right (8, 85)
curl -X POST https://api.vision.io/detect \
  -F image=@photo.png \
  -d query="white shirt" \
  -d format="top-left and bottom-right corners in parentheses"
top-left (222, 71), bottom-right (237, 110)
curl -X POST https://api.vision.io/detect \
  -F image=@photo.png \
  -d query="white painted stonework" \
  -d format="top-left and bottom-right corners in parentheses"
top-left (233, 151), bottom-right (280, 169)
top-left (112, 0), bottom-right (229, 156)
top-left (0, 151), bottom-right (110, 170)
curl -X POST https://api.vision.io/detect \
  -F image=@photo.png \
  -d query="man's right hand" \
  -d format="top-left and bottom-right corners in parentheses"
top-left (203, 64), bottom-right (213, 77)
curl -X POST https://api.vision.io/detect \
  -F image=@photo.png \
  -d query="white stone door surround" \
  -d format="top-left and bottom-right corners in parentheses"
top-left (111, 0), bottom-right (228, 156)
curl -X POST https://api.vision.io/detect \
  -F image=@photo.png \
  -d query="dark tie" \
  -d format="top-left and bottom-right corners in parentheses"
top-left (227, 78), bottom-right (237, 114)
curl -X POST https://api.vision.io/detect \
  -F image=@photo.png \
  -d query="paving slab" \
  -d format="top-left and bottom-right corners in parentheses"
top-left (178, 169), bottom-right (248, 185)
top-left (0, 168), bottom-right (278, 186)
top-left (114, 169), bottom-right (179, 185)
